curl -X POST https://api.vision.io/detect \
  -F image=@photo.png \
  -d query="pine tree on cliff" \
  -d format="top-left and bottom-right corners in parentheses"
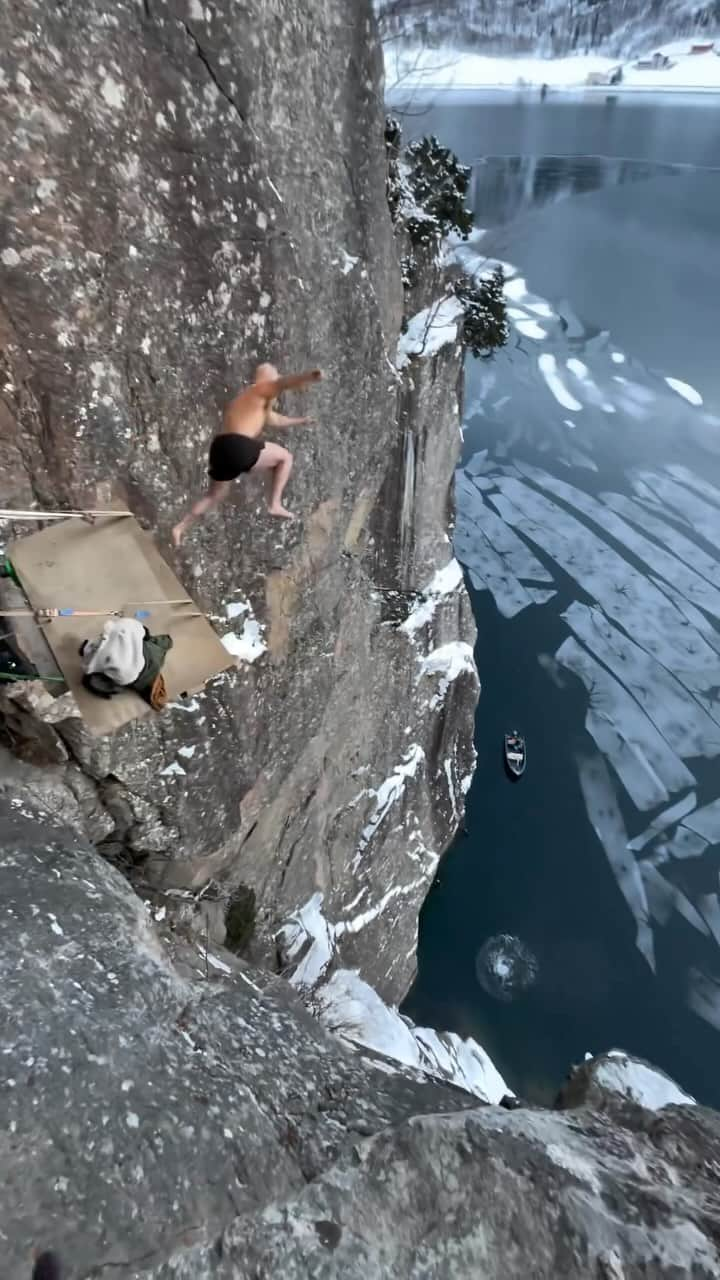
top-left (385, 117), bottom-right (508, 358)
top-left (455, 268), bottom-right (510, 359)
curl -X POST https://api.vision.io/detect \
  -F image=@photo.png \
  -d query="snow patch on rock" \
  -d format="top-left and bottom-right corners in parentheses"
top-left (221, 597), bottom-right (267, 663)
top-left (317, 968), bottom-right (509, 1103)
top-left (593, 1052), bottom-right (696, 1110)
top-left (419, 642), bottom-right (476, 705)
top-left (396, 297), bottom-right (464, 370)
top-left (401, 558), bottom-right (464, 634)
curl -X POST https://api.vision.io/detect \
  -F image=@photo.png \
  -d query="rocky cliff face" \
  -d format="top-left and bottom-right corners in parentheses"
top-left (379, 0), bottom-right (720, 57)
top-left (3, 804), bottom-right (720, 1279)
top-left (0, 0), bottom-right (476, 1003)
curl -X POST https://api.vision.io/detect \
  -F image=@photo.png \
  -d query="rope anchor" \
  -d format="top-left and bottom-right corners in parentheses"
top-left (0, 508), bottom-right (132, 523)
top-left (1, 599), bottom-right (197, 624)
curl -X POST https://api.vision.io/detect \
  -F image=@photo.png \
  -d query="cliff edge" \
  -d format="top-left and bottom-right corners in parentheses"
top-left (0, 0), bottom-right (475, 1004)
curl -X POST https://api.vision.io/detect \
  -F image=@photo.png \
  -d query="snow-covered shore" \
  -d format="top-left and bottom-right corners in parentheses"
top-left (387, 38), bottom-right (720, 96)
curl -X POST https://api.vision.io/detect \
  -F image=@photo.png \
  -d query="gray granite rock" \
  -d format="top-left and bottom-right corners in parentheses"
top-left (0, 802), bottom-right (478, 1279)
top-left (147, 1105), bottom-right (720, 1279)
top-left (0, 0), bottom-right (475, 1002)
top-left (5, 803), bottom-right (720, 1280)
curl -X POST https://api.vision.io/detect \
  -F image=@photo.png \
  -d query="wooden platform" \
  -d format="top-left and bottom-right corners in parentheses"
top-left (8, 514), bottom-right (234, 736)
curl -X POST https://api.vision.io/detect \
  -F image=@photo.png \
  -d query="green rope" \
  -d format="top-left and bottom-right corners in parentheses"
top-left (1, 558), bottom-right (19, 585)
top-left (0, 672), bottom-right (66, 683)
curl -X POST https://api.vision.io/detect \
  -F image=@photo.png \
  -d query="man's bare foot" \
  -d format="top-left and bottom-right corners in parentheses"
top-left (268, 504), bottom-right (295, 521)
top-left (171, 522), bottom-right (186, 547)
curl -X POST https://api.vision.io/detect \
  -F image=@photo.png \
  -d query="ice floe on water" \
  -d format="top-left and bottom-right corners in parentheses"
top-left (515, 462), bottom-right (720, 630)
top-left (503, 276), bottom-right (528, 302)
top-left (537, 354), bottom-right (582, 412)
top-left (560, 637), bottom-right (693, 810)
top-left (688, 969), bottom-right (720, 1033)
top-left (562, 602), bottom-right (720, 758)
top-left (665, 463), bottom-right (720, 510)
top-left (633, 469), bottom-right (720, 545)
top-left (456, 448), bottom-right (720, 1011)
top-left (515, 318), bottom-right (547, 340)
top-left (665, 376), bottom-right (703, 407)
top-left (577, 752), bottom-right (655, 971)
top-left (641, 862), bottom-right (711, 938)
top-left (600, 491), bottom-right (720, 590)
top-left (683, 797), bottom-right (720, 844)
top-left (627, 793), bottom-right (697, 854)
top-left (455, 470), bottom-right (555, 620)
top-left (489, 473), bottom-right (720, 681)
top-left (452, 251), bottom-right (720, 1031)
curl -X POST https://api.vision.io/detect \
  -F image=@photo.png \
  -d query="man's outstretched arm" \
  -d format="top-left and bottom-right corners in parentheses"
top-left (266, 409), bottom-right (314, 427)
top-left (254, 369), bottom-right (323, 401)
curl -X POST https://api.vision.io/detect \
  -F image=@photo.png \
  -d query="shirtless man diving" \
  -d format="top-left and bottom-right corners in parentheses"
top-left (171, 363), bottom-right (322, 547)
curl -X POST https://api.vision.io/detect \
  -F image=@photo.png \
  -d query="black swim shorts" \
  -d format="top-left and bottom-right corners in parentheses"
top-left (208, 433), bottom-right (264, 481)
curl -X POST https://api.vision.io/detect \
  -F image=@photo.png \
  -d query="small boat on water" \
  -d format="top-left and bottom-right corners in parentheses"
top-left (504, 731), bottom-right (526, 779)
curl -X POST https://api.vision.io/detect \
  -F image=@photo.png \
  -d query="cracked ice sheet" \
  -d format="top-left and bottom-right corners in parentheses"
top-left (627, 792), bottom-right (697, 853)
top-left (688, 968), bottom-right (720, 1033)
top-left (515, 462), bottom-right (720, 625)
top-left (682, 796), bottom-right (720, 843)
top-left (537, 353), bottom-right (582, 412)
top-left (634, 470), bottom-right (720, 545)
top-left (396, 296), bottom-right (463, 370)
top-left (490, 476), bottom-right (720, 681)
top-left (558, 637), bottom-right (693, 809)
top-left (657, 827), bottom-right (709, 861)
top-left (455, 475), bottom-right (555, 619)
top-left (315, 969), bottom-right (509, 1103)
top-left (466, 559), bottom-right (535, 618)
top-left (640, 862), bottom-right (710, 938)
top-left (563, 603), bottom-right (720, 754)
top-left (698, 894), bottom-right (720, 947)
top-left (665, 464), bottom-right (720, 510)
top-left (466, 448), bottom-right (490, 476)
top-left (577, 752), bottom-right (654, 971)
top-left (600, 492), bottom-right (720, 592)
top-left (456, 472), bottom-right (554, 583)
top-left (650, 578), bottom-right (720, 658)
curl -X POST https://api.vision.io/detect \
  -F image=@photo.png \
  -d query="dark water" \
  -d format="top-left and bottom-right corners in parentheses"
top-left (402, 95), bottom-right (720, 1105)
